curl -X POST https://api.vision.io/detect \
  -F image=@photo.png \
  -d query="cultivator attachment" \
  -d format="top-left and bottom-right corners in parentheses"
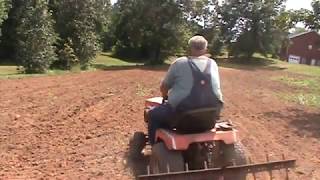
top-left (138, 156), bottom-right (296, 180)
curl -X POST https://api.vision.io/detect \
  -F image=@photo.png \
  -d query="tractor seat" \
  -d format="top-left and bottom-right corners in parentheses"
top-left (172, 107), bottom-right (219, 134)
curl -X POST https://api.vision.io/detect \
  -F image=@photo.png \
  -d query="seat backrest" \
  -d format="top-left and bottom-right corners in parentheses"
top-left (174, 107), bottom-right (218, 134)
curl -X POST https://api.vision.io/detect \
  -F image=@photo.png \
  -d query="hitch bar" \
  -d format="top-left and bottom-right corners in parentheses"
top-left (138, 159), bottom-right (296, 180)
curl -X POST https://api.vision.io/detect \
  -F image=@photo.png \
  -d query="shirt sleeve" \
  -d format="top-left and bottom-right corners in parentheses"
top-left (162, 61), bottom-right (178, 89)
top-left (210, 60), bottom-right (223, 102)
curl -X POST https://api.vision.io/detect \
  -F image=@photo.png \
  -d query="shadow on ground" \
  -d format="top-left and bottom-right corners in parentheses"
top-left (217, 57), bottom-right (287, 71)
top-left (264, 108), bottom-right (320, 138)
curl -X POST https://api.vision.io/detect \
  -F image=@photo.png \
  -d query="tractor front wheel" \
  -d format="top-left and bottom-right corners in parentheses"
top-left (150, 142), bottom-right (184, 174)
top-left (129, 132), bottom-right (146, 159)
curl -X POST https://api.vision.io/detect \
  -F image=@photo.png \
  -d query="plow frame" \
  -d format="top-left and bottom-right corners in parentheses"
top-left (138, 158), bottom-right (296, 180)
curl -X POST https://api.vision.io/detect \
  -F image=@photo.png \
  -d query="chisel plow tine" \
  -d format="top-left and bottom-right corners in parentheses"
top-left (138, 158), bottom-right (296, 180)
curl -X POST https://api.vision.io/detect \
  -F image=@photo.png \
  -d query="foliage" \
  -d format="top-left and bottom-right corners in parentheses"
top-left (220, 0), bottom-right (286, 58)
top-left (52, 0), bottom-right (110, 69)
top-left (191, 0), bottom-right (224, 56)
top-left (0, 0), bottom-right (319, 70)
top-left (16, 0), bottom-right (57, 74)
top-left (304, 0), bottom-right (320, 30)
top-left (112, 0), bottom-right (188, 64)
top-left (0, 0), bottom-right (10, 31)
top-left (56, 39), bottom-right (79, 70)
top-left (0, 0), bottom-right (23, 59)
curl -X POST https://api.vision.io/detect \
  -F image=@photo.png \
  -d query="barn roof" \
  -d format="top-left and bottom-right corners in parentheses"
top-left (289, 31), bottom-right (320, 39)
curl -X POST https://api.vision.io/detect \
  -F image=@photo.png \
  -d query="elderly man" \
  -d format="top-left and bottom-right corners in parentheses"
top-left (148, 35), bottom-right (223, 145)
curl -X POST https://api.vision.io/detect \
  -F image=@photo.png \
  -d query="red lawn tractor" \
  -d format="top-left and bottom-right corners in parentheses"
top-left (129, 97), bottom-right (296, 180)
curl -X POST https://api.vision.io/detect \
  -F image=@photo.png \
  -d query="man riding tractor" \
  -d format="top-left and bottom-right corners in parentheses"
top-left (131, 36), bottom-right (296, 179)
top-left (147, 35), bottom-right (223, 146)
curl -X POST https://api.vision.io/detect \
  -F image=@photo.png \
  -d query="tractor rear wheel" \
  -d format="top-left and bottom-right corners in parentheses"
top-left (222, 142), bottom-right (247, 180)
top-left (129, 132), bottom-right (146, 159)
top-left (150, 142), bottom-right (184, 174)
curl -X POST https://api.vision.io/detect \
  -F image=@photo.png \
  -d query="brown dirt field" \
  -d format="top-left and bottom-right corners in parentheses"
top-left (0, 66), bottom-right (319, 180)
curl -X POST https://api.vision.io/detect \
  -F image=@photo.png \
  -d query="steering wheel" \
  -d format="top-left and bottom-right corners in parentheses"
top-left (162, 96), bottom-right (168, 104)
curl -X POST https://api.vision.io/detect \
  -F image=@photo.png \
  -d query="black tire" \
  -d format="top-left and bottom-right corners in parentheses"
top-left (150, 142), bottom-right (184, 174)
top-left (129, 132), bottom-right (146, 159)
top-left (222, 142), bottom-right (247, 180)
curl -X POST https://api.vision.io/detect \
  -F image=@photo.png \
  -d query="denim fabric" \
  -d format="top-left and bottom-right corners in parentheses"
top-left (148, 103), bottom-right (174, 145)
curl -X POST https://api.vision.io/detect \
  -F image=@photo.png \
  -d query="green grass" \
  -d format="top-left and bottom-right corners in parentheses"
top-left (278, 93), bottom-right (320, 107)
top-left (267, 57), bottom-right (320, 78)
top-left (0, 53), bottom-right (145, 79)
top-left (218, 53), bottom-right (320, 78)
top-left (0, 68), bottom-right (74, 79)
top-left (91, 52), bottom-right (144, 69)
top-left (0, 66), bottom-right (20, 76)
top-left (273, 76), bottom-right (319, 89)
top-left (217, 53), bottom-right (320, 107)
top-left (273, 75), bottom-right (320, 107)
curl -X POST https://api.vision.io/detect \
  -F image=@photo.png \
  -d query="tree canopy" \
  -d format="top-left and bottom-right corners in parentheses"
top-left (0, 0), bottom-right (318, 72)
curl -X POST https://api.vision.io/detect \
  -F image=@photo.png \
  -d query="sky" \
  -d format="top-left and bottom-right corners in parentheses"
top-left (111, 0), bottom-right (313, 10)
top-left (286, 0), bottom-right (312, 10)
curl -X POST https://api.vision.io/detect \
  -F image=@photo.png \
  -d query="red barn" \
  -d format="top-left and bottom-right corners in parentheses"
top-left (280, 31), bottom-right (320, 66)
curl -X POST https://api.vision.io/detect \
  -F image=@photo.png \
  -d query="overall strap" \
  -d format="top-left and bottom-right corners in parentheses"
top-left (188, 59), bottom-right (202, 73)
top-left (204, 59), bottom-right (212, 74)
top-left (187, 58), bottom-right (211, 81)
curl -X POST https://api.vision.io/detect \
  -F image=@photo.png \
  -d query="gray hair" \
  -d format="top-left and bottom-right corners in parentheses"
top-left (188, 36), bottom-right (208, 51)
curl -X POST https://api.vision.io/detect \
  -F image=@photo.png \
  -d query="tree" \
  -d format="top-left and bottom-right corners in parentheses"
top-left (112, 0), bottom-right (187, 64)
top-left (220, 0), bottom-right (286, 59)
top-left (16, 0), bottom-right (57, 73)
top-left (53, 0), bottom-right (110, 69)
top-left (0, 0), bottom-right (10, 28)
top-left (0, 0), bottom-right (10, 32)
top-left (304, 0), bottom-right (320, 30)
top-left (0, 0), bottom-right (20, 59)
top-left (56, 39), bottom-right (79, 70)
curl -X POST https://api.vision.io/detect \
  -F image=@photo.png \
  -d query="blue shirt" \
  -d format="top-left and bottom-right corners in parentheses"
top-left (162, 56), bottom-right (223, 108)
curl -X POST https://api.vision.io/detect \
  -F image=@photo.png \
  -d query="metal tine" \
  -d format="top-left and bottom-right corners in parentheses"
top-left (204, 161), bottom-right (208, 169)
top-left (167, 164), bottom-right (170, 173)
top-left (147, 165), bottom-right (150, 175)
top-left (282, 154), bottom-right (289, 180)
top-left (185, 163), bottom-right (189, 172)
top-left (266, 154), bottom-right (273, 180)
top-left (249, 157), bottom-right (257, 180)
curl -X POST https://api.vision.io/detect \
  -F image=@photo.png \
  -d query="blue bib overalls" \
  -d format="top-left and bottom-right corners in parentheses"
top-left (148, 59), bottom-right (222, 144)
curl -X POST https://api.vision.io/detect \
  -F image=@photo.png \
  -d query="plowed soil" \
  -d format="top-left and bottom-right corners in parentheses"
top-left (0, 66), bottom-right (319, 180)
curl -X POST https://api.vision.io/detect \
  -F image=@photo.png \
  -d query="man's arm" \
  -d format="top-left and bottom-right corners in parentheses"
top-left (160, 80), bottom-right (169, 98)
top-left (160, 61), bottom-right (178, 98)
top-left (211, 60), bottom-right (223, 102)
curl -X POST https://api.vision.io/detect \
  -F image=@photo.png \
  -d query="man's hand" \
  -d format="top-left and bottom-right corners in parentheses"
top-left (160, 81), bottom-right (169, 98)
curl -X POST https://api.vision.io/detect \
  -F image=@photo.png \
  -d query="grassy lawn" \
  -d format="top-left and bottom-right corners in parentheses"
top-left (216, 53), bottom-right (320, 107)
top-left (91, 52), bottom-right (144, 69)
top-left (273, 76), bottom-right (320, 107)
top-left (0, 53), bottom-right (144, 79)
top-left (0, 66), bottom-right (20, 76)
top-left (218, 54), bottom-right (320, 77)
top-left (267, 57), bottom-right (320, 78)
top-left (263, 56), bottom-right (320, 107)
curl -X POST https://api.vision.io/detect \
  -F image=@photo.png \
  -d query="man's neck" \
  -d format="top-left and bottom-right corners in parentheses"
top-left (190, 55), bottom-right (207, 59)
